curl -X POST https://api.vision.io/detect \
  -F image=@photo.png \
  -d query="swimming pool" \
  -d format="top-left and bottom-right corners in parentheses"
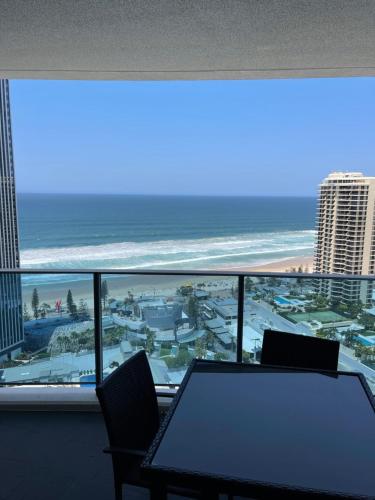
top-left (274, 296), bottom-right (291, 305)
top-left (80, 374), bottom-right (96, 387)
top-left (356, 336), bottom-right (375, 347)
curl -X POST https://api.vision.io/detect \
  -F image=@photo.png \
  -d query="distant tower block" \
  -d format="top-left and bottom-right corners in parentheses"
top-left (314, 172), bottom-right (375, 305)
top-left (0, 79), bottom-right (23, 361)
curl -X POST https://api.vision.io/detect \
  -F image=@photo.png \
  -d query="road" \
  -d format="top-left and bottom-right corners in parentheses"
top-left (247, 299), bottom-right (375, 390)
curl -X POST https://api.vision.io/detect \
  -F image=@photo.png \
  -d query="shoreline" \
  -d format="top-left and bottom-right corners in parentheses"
top-left (20, 255), bottom-right (314, 310)
top-left (222, 255), bottom-right (314, 273)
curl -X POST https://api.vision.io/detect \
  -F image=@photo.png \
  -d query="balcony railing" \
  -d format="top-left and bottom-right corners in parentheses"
top-left (0, 269), bottom-right (374, 393)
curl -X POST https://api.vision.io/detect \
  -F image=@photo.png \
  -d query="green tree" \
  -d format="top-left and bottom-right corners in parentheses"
top-left (66, 289), bottom-right (75, 315)
top-left (70, 303), bottom-right (78, 319)
top-left (101, 280), bottom-right (109, 309)
top-left (313, 294), bottom-right (328, 310)
top-left (358, 313), bottom-right (375, 331)
top-left (355, 345), bottom-right (375, 362)
top-left (354, 344), bottom-right (365, 359)
top-left (267, 276), bottom-right (279, 287)
top-left (23, 303), bottom-right (31, 321)
top-left (242, 351), bottom-right (252, 363)
top-left (194, 337), bottom-right (207, 359)
top-left (78, 336), bottom-right (89, 350)
top-left (164, 348), bottom-right (193, 369)
top-left (145, 328), bottom-right (155, 354)
top-left (342, 330), bottom-right (357, 348)
top-left (40, 302), bottom-right (51, 319)
top-left (78, 299), bottom-right (89, 319)
top-left (316, 328), bottom-right (337, 340)
top-left (347, 301), bottom-right (363, 319)
top-left (63, 335), bottom-right (72, 352)
top-left (326, 327), bottom-right (337, 340)
top-left (245, 277), bottom-right (253, 292)
top-left (31, 288), bottom-right (39, 319)
top-left (124, 291), bottom-right (134, 305)
top-left (214, 352), bottom-right (229, 361)
top-left (70, 331), bottom-right (80, 352)
top-left (205, 330), bottom-right (215, 349)
top-left (55, 336), bottom-right (65, 353)
top-left (187, 296), bottom-right (199, 327)
top-left (337, 303), bottom-right (349, 315)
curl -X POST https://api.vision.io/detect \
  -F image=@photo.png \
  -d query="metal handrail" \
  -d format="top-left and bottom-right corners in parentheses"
top-left (0, 268), bottom-right (374, 280)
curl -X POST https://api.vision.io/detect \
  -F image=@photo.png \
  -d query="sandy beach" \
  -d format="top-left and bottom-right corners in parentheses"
top-left (225, 255), bottom-right (314, 273)
top-left (21, 254), bottom-right (314, 311)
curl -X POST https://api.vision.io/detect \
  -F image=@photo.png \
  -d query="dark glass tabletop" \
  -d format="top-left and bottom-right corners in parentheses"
top-left (143, 361), bottom-right (375, 498)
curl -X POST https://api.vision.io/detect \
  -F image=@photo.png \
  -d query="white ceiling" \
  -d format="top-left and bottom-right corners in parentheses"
top-left (1, 0), bottom-right (375, 80)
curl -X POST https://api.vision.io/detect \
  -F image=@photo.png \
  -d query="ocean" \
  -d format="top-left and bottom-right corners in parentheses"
top-left (18, 194), bottom-right (316, 276)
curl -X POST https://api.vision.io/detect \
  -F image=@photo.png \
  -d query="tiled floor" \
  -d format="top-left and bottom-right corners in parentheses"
top-left (0, 410), bottom-right (234, 500)
top-left (0, 410), bottom-right (151, 500)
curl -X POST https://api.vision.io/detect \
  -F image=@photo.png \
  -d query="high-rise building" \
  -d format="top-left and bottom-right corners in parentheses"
top-left (314, 171), bottom-right (375, 305)
top-left (0, 79), bottom-right (23, 361)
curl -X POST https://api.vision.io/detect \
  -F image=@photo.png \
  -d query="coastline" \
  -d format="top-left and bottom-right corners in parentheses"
top-left (20, 254), bottom-right (314, 310)
top-left (223, 255), bottom-right (314, 273)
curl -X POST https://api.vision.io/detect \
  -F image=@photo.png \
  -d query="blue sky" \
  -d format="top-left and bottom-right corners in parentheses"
top-left (10, 78), bottom-right (375, 196)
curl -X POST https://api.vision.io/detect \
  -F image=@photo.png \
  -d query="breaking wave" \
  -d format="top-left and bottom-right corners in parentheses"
top-left (20, 230), bottom-right (314, 279)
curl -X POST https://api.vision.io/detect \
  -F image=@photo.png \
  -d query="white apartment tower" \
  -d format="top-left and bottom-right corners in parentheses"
top-left (0, 79), bottom-right (23, 361)
top-left (314, 172), bottom-right (375, 305)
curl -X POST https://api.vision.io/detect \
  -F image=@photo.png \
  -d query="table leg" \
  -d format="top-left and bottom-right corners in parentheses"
top-left (150, 484), bottom-right (167, 500)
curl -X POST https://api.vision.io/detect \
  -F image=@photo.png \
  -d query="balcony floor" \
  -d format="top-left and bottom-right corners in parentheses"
top-left (0, 410), bottom-right (154, 500)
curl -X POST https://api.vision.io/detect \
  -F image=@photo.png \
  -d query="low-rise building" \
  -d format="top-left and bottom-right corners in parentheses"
top-left (206, 298), bottom-right (238, 324)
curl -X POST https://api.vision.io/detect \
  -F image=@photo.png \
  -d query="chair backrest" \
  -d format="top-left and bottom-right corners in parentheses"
top-left (260, 329), bottom-right (339, 371)
top-left (96, 350), bottom-right (159, 451)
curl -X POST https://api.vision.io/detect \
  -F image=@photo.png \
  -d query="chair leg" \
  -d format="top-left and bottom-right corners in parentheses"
top-left (114, 479), bottom-right (122, 500)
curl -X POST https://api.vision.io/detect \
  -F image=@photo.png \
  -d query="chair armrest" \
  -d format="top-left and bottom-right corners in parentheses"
top-left (103, 446), bottom-right (146, 458)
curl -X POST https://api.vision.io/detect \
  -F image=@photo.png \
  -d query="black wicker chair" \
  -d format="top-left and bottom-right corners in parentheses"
top-left (96, 349), bottom-right (160, 499)
top-left (96, 349), bottom-right (201, 500)
top-left (260, 329), bottom-right (340, 371)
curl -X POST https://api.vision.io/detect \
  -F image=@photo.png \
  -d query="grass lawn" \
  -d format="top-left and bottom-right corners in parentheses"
top-left (362, 330), bottom-right (375, 337)
top-left (286, 310), bottom-right (348, 324)
top-left (159, 347), bottom-right (171, 357)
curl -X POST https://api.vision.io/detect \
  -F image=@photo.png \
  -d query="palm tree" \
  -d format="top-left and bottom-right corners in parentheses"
top-left (187, 296), bottom-right (199, 328)
top-left (194, 337), bottom-right (207, 359)
top-left (173, 321), bottom-right (179, 343)
top-left (123, 325), bottom-right (129, 341)
top-left (343, 330), bottom-right (357, 348)
top-left (205, 331), bottom-right (215, 349)
top-left (325, 327), bottom-right (337, 341)
top-left (145, 328), bottom-right (155, 354)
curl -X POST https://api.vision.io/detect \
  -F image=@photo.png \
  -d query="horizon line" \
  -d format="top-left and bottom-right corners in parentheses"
top-left (17, 191), bottom-right (316, 198)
